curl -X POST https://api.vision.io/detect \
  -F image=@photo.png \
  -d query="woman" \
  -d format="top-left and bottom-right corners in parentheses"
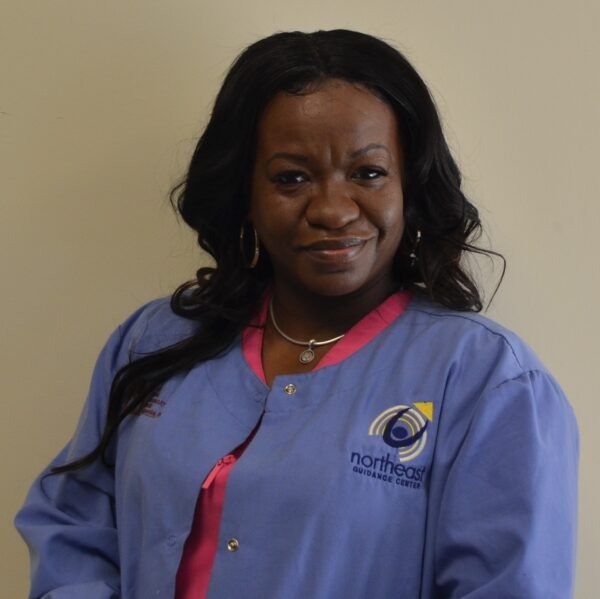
top-left (15, 29), bottom-right (578, 598)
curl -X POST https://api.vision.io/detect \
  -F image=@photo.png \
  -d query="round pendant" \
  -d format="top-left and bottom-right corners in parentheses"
top-left (299, 348), bottom-right (315, 364)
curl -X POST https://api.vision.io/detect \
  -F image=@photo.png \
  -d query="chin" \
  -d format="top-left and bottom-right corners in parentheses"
top-left (272, 256), bottom-right (380, 298)
top-left (299, 272), bottom-right (372, 298)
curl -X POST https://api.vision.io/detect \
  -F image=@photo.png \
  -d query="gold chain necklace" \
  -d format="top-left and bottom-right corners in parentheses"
top-left (268, 297), bottom-right (345, 364)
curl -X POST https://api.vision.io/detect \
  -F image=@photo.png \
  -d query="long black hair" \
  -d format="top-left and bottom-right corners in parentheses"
top-left (51, 29), bottom-right (505, 475)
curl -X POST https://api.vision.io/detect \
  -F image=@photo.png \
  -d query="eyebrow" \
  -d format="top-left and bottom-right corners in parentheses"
top-left (349, 143), bottom-right (391, 159)
top-left (266, 143), bottom-right (391, 166)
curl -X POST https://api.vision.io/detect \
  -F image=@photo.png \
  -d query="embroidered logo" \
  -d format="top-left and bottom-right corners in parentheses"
top-left (370, 403), bottom-right (433, 462)
top-left (349, 402), bottom-right (434, 490)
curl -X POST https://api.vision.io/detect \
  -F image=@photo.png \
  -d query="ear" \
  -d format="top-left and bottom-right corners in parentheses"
top-left (244, 180), bottom-right (256, 224)
top-left (244, 212), bottom-right (253, 227)
top-left (245, 204), bottom-right (256, 225)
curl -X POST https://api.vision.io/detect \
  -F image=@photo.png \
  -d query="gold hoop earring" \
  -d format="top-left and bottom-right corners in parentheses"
top-left (240, 222), bottom-right (260, 269)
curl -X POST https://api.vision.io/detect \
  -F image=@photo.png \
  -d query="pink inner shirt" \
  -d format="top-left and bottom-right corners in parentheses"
top-left (174, 285), bottom-right (412, 598)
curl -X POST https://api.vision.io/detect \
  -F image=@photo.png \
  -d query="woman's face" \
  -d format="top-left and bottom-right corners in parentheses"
top-left (249, 78), bottom-right (405, 298)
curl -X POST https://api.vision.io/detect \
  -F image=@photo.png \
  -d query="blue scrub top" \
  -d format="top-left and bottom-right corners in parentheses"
top-left (15, 291), bottom-right (579, 598)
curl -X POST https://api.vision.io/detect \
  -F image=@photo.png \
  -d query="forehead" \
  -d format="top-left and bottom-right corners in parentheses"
top-left (255, 80), bottom-right (402, 155)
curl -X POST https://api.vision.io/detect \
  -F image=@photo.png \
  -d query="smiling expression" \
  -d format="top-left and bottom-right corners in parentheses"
top-left (249, 78), bottom-right (406, 298)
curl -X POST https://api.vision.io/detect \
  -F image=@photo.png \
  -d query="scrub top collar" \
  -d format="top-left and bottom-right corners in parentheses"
top-left (240, 284), bottom-right (414, 388)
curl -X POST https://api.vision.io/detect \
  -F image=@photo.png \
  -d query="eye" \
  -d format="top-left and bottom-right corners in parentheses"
top-left (272, 171), bottom-right (307, 186)
top-left (353, 166), bottom-right (387, 181)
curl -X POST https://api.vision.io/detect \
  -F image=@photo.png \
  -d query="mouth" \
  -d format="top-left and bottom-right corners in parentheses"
top-left (301, 237), bottom-right (370, 251)
top-left (303, 240), bottom-right (368, 264)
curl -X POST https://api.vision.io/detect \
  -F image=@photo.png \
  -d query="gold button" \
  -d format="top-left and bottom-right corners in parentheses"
top-left (284, 383), bottom-right (297, 395)
top-left (227, 538), bottom-right (240, 552)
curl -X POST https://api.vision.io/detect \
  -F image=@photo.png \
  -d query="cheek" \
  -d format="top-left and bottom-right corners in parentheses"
top-left (251, 197), bottom-right (299, 248)
top-left (374, 196), bottom-right (405, 242)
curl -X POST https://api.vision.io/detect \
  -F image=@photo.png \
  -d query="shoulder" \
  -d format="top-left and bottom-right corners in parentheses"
top-left (116, 291), bottom-right (199, 359)
top-left (401, 297), bottom-right (578, 456)
top-left (396, 294), bottom-right (573, 415)
top-left (402, 294), bottom-right (547, 376)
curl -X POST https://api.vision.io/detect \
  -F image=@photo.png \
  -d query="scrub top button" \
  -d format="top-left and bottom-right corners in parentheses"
top-left (227, 538), bottom-right (240, 552)
top-left (284, 383), bottom-right (297, 395)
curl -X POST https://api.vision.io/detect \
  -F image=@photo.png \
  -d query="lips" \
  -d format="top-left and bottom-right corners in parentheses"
top-left (301, 237), bottom-right (370, 265)
top-left (301, 237), bottom-right (369, 251)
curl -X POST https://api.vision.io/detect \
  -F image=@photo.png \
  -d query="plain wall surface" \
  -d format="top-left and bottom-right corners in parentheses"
top-left (2, 2), bottom-right (597, 596)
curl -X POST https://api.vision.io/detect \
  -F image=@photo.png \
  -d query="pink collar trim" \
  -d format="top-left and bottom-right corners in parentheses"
top-left (242, 285), bottom-right (413, 385)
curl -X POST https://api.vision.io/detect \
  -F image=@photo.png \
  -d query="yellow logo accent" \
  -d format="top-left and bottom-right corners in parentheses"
top-left (413, 402), bottom-right (434, 422)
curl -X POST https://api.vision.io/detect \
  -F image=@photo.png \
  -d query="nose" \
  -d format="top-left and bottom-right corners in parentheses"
top-left (304, 181), bottom-right (360, 230)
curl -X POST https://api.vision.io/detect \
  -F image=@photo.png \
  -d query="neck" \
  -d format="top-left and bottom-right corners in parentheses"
top-left (268, 274), bottom-right (401, 341)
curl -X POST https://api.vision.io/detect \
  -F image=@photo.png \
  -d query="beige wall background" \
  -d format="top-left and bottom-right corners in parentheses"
top-left (2, 1), bottom-right (597, 596)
